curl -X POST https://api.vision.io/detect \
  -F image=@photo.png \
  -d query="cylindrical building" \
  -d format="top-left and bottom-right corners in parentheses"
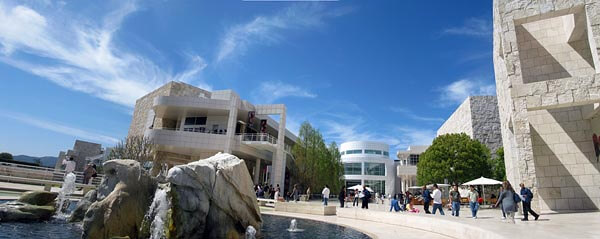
top-left (340, 141), bottom-right (396, 196)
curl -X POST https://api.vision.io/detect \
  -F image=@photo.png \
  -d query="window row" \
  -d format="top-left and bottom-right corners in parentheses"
top-left (343, 162), bottom-right (386, 176)
top-left (184, 117), bottom-right (207, 125)
top-left (341, 149), bottom-right (390, 156)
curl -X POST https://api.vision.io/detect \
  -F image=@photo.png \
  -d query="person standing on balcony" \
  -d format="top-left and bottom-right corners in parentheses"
top-left (431, 184), bottom-right (445, 215)
top-left (322, 185), bottom-right (330, 206)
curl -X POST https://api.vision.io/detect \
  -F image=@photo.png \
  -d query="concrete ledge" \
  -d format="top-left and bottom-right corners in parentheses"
top-left (274, 202), bottom-right (336, 215)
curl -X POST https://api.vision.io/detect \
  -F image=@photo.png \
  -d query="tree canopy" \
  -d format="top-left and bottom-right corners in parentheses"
top-left (491, 147), bottom-right (506, 181)
top-left (0, 152), bottom-right (13, 161)
top-left (291, 121), bottom-right (344, 192)
top-left (416, 133), bottom-right (492, 185)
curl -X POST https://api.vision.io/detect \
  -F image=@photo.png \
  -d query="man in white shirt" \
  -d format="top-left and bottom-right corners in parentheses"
top-left (431, 183), bottom-right (445, 215)
top-left (322, 185), bottom-right (330, 206)
top-left (62, 156), bottom-right (77, 175)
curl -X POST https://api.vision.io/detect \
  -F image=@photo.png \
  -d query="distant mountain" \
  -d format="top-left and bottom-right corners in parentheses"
top-left (12, 155), bottom-right (58, 168)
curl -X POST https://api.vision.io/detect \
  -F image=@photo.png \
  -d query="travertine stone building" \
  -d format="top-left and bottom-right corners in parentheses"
top-left (55, 140), bottom-right (104, 172)
top-left (128, 81), bottom-right (297, 193)
top-left (437, 96), bottom-right (503, 155)
top-left (494, 0), bottom-right (600, 211)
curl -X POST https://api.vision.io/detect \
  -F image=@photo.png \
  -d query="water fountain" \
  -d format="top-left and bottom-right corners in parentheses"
top-left (146, 188), bottom-right (170, 239)
top-left (55, 172), bottom-right (77, 219)
top-left (245, 225), bottom-right (256, 239)
top-left (287, 219), bottom-right (304, 232)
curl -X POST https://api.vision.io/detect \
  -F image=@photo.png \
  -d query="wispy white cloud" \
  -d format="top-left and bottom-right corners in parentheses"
top-left (393, 127), bottom-right (436, 149)
top-left (389, 107), bottom-right (444, 122)
top-left (216, 3), bottom-right (352, 62)
top-left (439, 78), bottom-right (496, 106)
top-left (442, 17), bottom-right (492, 38)
top-left (0, 1), bottom-right (209, 107)
top-left (253, 81), bottom-right (316, 103)
top-left (2, 111), bottom-right (119, 144)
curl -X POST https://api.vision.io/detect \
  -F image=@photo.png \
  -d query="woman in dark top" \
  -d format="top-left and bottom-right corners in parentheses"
top-left (338, 186), bottom-right (346, 208)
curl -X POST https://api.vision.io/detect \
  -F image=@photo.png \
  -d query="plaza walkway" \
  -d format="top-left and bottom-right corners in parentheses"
top-left (265, 200), bottom-right (600, 239)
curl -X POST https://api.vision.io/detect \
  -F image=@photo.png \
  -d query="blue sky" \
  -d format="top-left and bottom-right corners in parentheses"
top-left (0, 0), bottom-right (495, 157)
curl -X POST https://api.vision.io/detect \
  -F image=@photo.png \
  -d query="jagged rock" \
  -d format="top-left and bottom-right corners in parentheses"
top-left (69, 189), bottom-right (97, 222)
top-left (17, 191), bottom-right (58, 206)
top-left (166, 153), bottom-right (262, 239)
top-left (82, 160), bottom-right (157, 239)
top-left (0, 202), bottom-right (55, 222)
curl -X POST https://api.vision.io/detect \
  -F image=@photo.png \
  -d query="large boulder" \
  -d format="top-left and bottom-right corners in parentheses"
top-left (82, 160), bottom-right (157, 239)
top-left (68, 189), bottom-right (97, 222)
top-left (17, 191), bottom-right (58, 206)
top-left (166, 153), bottom-right (261, 239)
top-left (0, 202), bottom-right (55, 222)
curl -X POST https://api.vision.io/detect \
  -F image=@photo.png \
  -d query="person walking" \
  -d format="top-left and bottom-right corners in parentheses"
top-left (62, 156), bottom-right (77, 175)
top-left (322, 185), bottom-right (331, 206)
top-left (292, 185), bottom-right (299, 202)
top-left (468, 185), bottom-right (479, 219)
top-left (306, 187), bottom-right (311, 201)
top-left (338, 186), bottom-right (346, 208)
top-left (375, 192), bottom-right (380, 204)
top-left (353, 189), bottom-right (359, 207)
top-left (450, 185), bottom-right (461, 217)
top-left (405, 190), bottom-right (412, 205)
top-left (494, 181), bottom-right (519, 224)
top-left (422, 186), bottom-right (432, 214)
top-left (83, 163), bottom-right (96, 184)
top-left (361, 185), bottom-right (371, 209)
top-left (519, 183), bottom-right (540, 221)
top-left (274, 184), bottom-right (280, 201)
top-left (431, 184), bottom-right (445, 215)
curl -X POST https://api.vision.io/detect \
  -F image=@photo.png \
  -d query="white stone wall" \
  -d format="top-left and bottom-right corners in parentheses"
top-left (437, 96), bottom-right (503, 155)
top-left (494, 0), bottom-right (600, 211)
top-left (438, 98), bottom-right (473, 137)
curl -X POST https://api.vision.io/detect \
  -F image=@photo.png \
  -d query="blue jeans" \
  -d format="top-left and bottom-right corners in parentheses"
top-left (451, 201), bottom-right (460, 217)
top-left (323, 197), bottom-right (328, 206)
top-left (469, 201), bottom-right (479, 217)
top-left (432, 203), bottom-right (444, 215)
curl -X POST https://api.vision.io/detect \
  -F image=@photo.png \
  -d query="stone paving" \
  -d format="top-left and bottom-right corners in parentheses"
top-left (266, 200), bottom-right (600, 239)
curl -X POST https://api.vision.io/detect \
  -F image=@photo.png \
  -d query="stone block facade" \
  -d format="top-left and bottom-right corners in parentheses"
top-left (438, 96), bottom-right (503, 155)
top-left (494, 0), bottom-right (600, 212)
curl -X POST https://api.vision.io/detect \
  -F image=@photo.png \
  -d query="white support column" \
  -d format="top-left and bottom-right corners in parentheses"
top-left (224, 97), bottom-right (239, 154)
top-left (178, 110), bottom-right (187, 131)
top-left (253, 159), bottom-right (261, 184)
top-left (271, 106), bottom-right (287, 194)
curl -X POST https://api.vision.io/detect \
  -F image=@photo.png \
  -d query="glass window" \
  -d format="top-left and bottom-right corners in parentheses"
top-left (364, 180), bottom-right (385, 195)
top-left (184, 117), bottom-right (207, 125)
top-left (364, 163), bottom-right (385, 176)
top-left (345, 149), bottom-right (362, 155)
top-left (343, 163), bottom-right (362, 175)
top-left (409, 154), bottom-right (419, 165)
top-left (364, 149), bottom-right (382, 155)
top-left (383, 151), bottom-right (389, 156)
top-left (340, 151), bottom-right (345, 155)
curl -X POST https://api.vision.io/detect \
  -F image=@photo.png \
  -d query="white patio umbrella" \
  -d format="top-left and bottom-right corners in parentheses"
top-left (347, 184), bottom-right (374, 192)
top-left (462, 176), bottom-right (502, 205)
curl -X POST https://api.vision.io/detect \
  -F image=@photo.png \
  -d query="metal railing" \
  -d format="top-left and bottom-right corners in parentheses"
top-left (238, 133), bottom-right (278, 144)
top-left (152, 126), bottom-right (228, 135)
top-left (0, 162), bottom-right (103, 186)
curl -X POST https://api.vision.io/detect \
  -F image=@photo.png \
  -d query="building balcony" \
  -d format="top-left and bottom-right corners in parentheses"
top-left (237, 133), bottom-right (294, 155)
top-left (397, 164), bottom-right (417, 176)
top-left (146, 127), bottom-right (229, 154)
top-left (153, 96), bottom-right (231, 118)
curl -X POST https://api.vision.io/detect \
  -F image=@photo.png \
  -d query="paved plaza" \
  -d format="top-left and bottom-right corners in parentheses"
top-left (265, 200), bottom-right (600, 239)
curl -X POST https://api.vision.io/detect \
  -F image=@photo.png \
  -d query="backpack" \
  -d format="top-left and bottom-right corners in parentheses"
top-left (513, 191), bottom-right (521, 203)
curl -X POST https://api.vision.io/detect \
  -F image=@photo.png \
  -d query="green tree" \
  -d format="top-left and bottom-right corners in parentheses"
top-left (417, 133), bottom-right (492, 185)
top-left (292, 121), bottom-right (344, 192)
top-left (0, 152), bottom-right (13, 161)
top-left (491, 147), bottom-right (506, 181)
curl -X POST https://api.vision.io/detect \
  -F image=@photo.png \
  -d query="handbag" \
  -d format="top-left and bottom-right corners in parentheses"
top-left (513, 192), bottom-right (522, 203)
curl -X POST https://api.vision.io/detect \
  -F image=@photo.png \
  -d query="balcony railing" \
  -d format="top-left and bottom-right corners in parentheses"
top-left (151, 126), bottom-right (228, 135)
top-left (238, 133), bottom-right (278, 145)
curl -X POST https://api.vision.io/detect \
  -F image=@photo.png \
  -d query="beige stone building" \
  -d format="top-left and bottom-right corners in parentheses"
top-left (128, 81), bottom-right (297, 193)
top-left (437, 96), bottom-right (503, 155)
top-left (494, 0), bottom-right (600, 211)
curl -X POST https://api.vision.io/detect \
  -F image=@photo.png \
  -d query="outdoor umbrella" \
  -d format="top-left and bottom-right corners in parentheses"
top-left (462, 176), bottom-right (502, 205)
top-left (348, 184), bottom-right (374, 192)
